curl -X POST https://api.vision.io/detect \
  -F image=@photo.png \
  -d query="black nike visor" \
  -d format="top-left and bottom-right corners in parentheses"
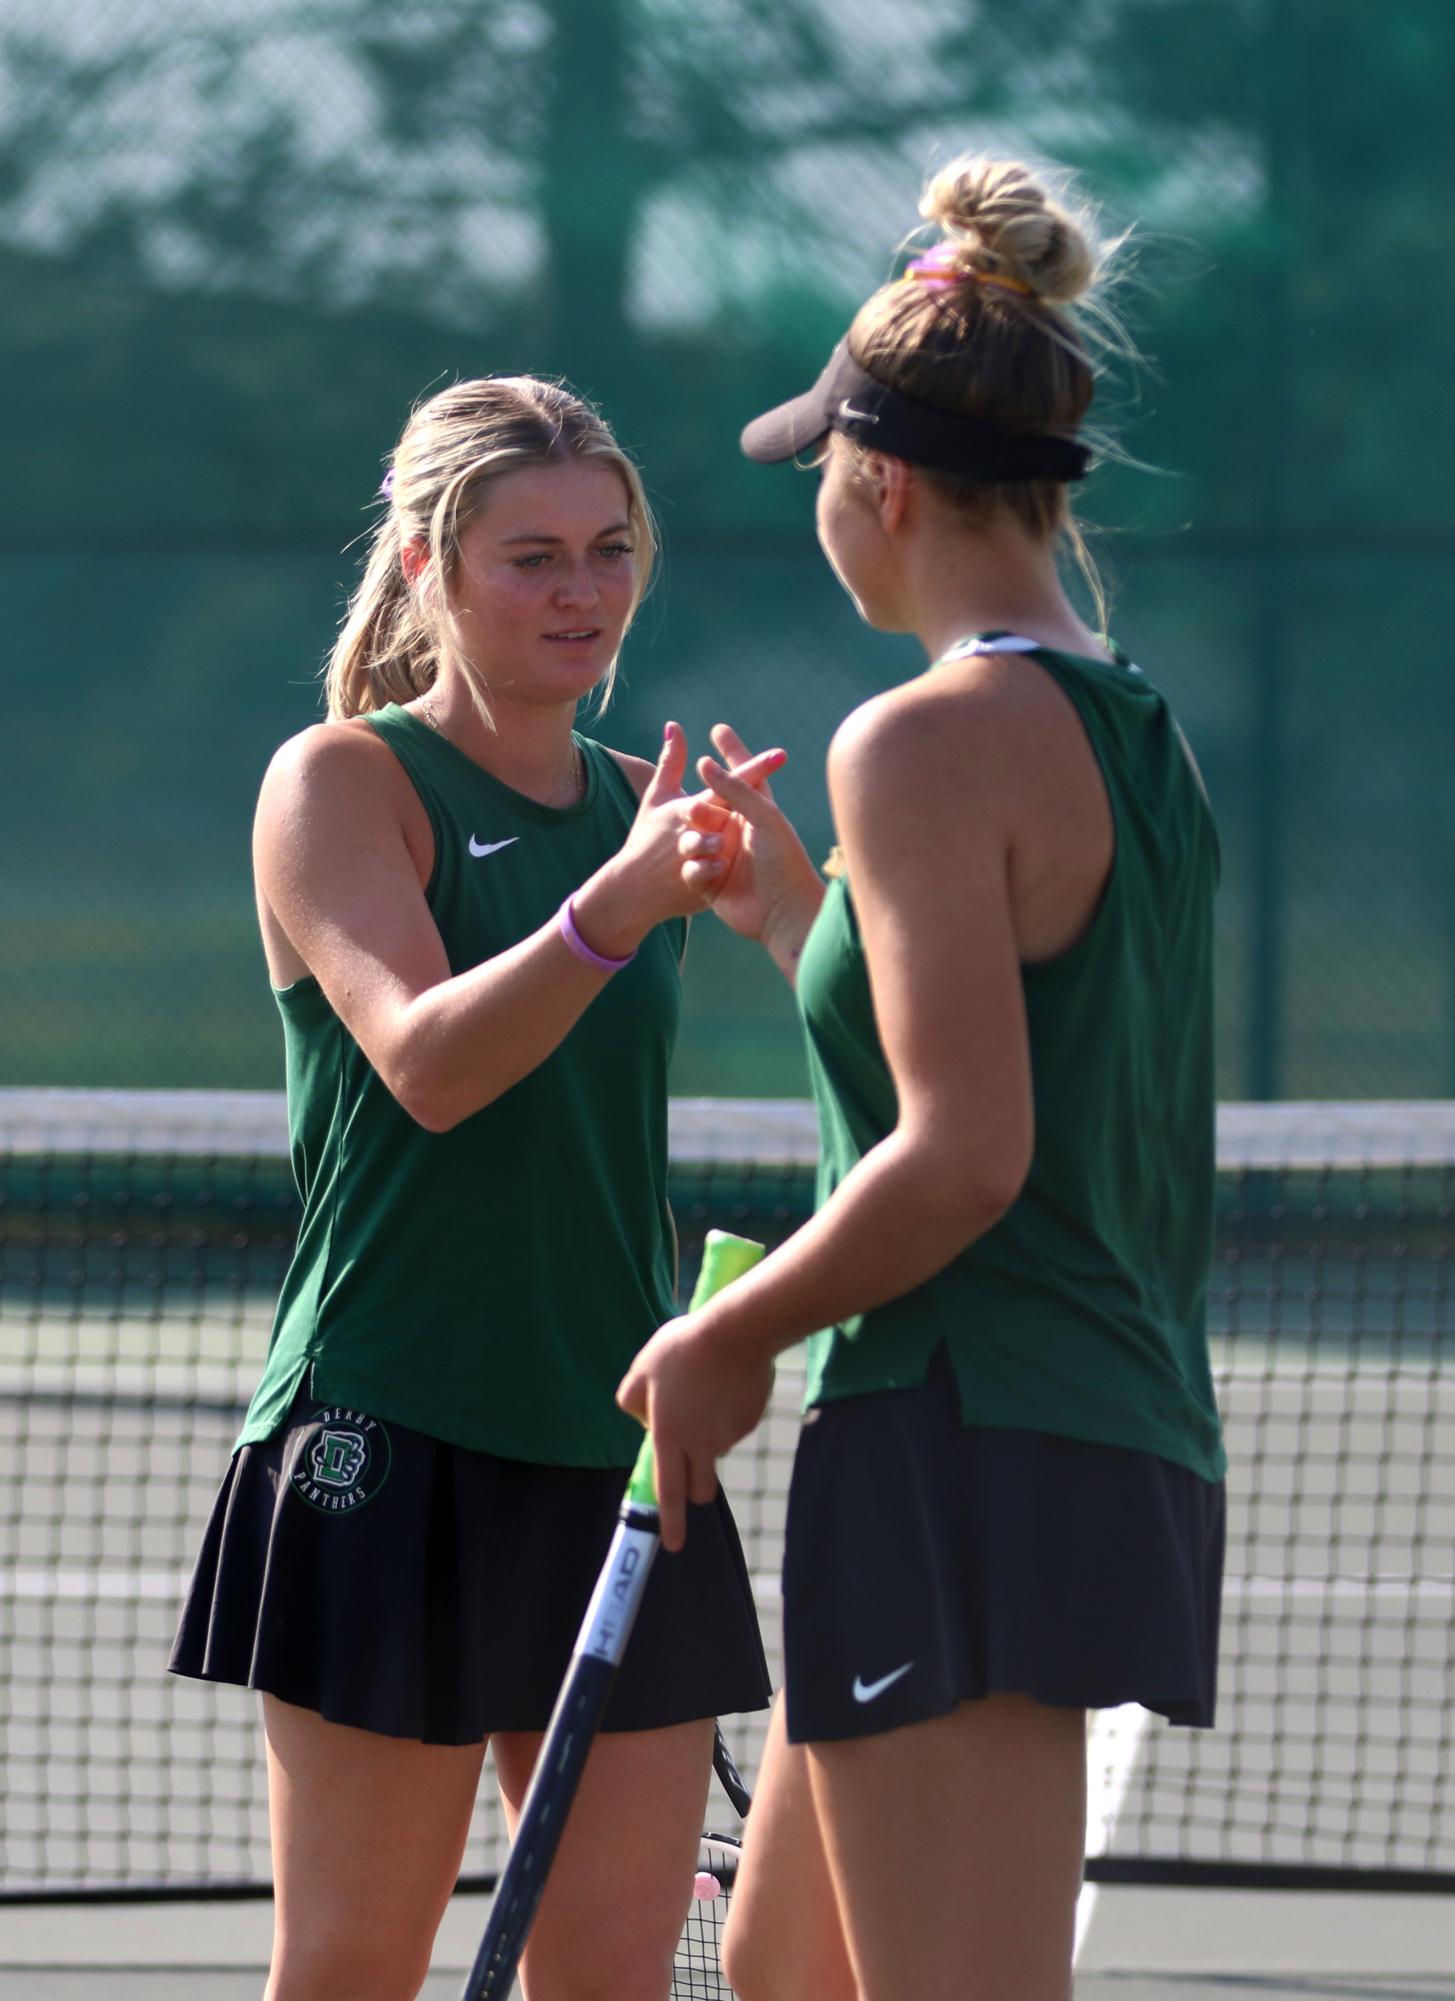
top-left (739, 339), bottom-right (1091, 483)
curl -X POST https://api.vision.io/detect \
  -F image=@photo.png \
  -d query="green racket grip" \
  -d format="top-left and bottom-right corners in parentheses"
top-left (623, 1432), bottom-right (661, 1515)
top-left (624, 1229), bottom-right (766, 1510)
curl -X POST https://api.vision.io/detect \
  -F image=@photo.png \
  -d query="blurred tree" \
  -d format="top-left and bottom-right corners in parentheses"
top-left (2, 0), bottom-right (1450, 539)
top-left (2, 0), bottom-right (1451, 1091)
top-left (0, 0), bottom-right (1024, 537)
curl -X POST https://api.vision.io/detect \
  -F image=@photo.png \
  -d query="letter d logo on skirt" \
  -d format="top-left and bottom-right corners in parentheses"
top-left (289, 1406), bottom-right (392, 1514)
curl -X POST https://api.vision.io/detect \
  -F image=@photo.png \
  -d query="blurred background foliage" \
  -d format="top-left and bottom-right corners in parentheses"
top-left (3, 0), bottom-right (1452, 1097)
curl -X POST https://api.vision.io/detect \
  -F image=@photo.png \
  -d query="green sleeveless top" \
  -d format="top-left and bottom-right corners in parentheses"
top-left (237, 705), bottom-right (685, 1466)
top-left (796, 634), bottom-right (1225, 1482)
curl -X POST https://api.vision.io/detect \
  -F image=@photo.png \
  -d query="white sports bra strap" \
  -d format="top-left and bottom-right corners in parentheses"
top-left (938, 633), bottom-right (1042, 661)
top-left (939, 632), bottom-right (1142, 676)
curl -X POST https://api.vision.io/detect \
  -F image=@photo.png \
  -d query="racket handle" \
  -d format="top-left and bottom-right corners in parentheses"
top-left (690, 1230), bottom-right (767, 1311)
top-left (625, 1230), bottom-right (766, 1512)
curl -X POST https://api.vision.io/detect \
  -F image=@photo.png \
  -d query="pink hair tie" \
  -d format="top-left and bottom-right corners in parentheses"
top-left (904, 243), bottom-right (1035, 297)
top-left (904, 242), bottom-right (963, 292)
top-left (558, 895), bottom-right (636, 974)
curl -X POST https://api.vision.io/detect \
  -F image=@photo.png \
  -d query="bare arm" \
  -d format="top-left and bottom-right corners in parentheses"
top-left (678, 691), bottom-right (1031, 1336)
top-left (255, 721), bottom-right (769, 1131)
top-left (620, 682), bottom-right (1036, 1543)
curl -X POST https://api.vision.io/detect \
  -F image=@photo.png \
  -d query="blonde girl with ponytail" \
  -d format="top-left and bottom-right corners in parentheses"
top-left (170, 375), bottom-right (774, 2001)
top-left (622, 158), bottom-right (1224, 2001)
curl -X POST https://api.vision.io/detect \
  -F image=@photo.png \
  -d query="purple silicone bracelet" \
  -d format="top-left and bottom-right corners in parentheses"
top-left (558, 895), bottom-right (637, 974)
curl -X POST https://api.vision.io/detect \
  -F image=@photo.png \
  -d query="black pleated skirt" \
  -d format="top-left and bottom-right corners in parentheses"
top-left (170, 1385), bottom-right (772, 1743)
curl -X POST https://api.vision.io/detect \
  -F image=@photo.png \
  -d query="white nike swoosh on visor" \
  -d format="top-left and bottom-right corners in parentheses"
top-left (469, 836), bottom-right (519, 858)
top-left (851, 1662), bottom-right (914, 1704)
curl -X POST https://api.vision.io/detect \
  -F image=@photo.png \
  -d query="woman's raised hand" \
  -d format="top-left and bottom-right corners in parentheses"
top-left (573, 723), bottom-right (786, 960)
top-left (681, 723), bottom-right (825, 981)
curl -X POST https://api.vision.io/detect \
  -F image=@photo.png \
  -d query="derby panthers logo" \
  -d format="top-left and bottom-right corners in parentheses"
top-left (290, 1406), bottom-right (392, 1513)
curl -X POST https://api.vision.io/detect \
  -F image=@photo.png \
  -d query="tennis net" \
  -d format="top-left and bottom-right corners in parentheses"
top-left (1, 1090), bottom-right (1452, 1899)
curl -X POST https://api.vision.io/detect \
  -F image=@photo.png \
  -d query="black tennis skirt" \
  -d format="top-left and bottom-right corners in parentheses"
top-left (782, 1346), bottom-right (1225, 1744)
top-left (170, 1385), bottom-right (772, 1743)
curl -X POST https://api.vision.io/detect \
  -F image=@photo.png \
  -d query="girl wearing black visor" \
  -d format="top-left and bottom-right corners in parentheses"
top-left (621, 154), bottom-right (1225, 2001)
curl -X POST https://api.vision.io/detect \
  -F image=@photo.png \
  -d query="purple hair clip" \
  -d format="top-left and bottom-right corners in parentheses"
top-left (379, 467), bottom-right (396, 500)
top-left (904, 242), bottom-right (962, 292)
top-left (904, 242), bottom-right (1035, 299)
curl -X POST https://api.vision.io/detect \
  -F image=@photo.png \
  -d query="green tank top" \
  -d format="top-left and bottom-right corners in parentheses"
top-left (237, 706), bottom-right (685, 1466)
top-left (796, 634), bottom-right (1225, 1482)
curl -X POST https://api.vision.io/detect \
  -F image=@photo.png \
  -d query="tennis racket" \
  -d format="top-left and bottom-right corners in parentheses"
top-left (462, 1230), bottom-right (766, 2001)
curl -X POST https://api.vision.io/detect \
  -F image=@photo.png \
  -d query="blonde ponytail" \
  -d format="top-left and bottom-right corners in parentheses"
top-left (325, 513), bottom-right (441, 721)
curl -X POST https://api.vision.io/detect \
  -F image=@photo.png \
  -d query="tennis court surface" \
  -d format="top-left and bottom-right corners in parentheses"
top-left (3, 1091), bottom-right (1453, 1993)
top-left (3, 1880), bottom-right (1452, 1995)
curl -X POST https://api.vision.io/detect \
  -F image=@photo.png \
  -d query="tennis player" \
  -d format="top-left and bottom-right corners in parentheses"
top-left (169, 376), bottom-right (771, 2001)
top-left (619, 156), bottom-right (1226, 2001)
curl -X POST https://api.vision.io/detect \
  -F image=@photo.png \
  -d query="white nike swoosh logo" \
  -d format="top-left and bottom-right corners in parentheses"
top-left (851, 1662), bottom-right (914, 1704)
top-left (468, 836), bottom-right (519, 858)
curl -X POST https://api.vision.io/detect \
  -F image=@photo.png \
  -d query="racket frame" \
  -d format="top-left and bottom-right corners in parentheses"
top-left (460, 1231), bottom-right (763, 2001)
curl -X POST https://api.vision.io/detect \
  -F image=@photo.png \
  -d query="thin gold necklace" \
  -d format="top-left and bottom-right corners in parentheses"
top-left (417, 699), bottom-right (584, 806)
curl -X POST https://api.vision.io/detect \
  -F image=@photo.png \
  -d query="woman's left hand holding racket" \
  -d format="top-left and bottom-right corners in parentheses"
top-left (616, 1286), bottom-right (776, 1555)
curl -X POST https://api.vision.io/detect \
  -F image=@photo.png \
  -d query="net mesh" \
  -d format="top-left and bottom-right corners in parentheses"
top-left (2, 1090), bottom-right (1453, 1898)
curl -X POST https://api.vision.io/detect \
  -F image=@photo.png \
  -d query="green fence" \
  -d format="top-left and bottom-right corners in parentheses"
top-left (3, 0), bottom-right (1452, 1098)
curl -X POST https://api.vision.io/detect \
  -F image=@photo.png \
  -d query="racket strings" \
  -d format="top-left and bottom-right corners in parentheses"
top-left (671, 1835), bottom-right (741, 1999)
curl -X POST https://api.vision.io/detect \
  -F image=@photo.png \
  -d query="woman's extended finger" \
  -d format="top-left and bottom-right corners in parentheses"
top-left (698, 752), bottom-right (785, 818)
top-left (641, 720), bottom-right (690, 806)
top-left (653, 1437), bottom-right (689, 1553)
top-left (729, 746), bottom-right (787, 788)
top-left (710, 722), bottom-right (753, 767)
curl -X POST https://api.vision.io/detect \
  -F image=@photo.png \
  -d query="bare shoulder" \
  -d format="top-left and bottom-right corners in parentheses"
top-left (827, 661), bottom-right (1024, 809)
top-left (259, 716), bottom-right (400, 810)
top-left (604, 746), bottom-right (656, 800)
top-left (261, 715), bottom-right (393, 789)
top-left (254, 717), bottom-right (417, 867)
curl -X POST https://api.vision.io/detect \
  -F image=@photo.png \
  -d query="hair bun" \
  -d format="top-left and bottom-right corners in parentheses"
top-left (919, 156), bottom-right (1097, 305)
